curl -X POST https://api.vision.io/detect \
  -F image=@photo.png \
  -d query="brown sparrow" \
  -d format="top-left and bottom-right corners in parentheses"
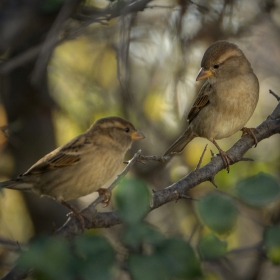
top-left (0, 117), bottom-right (145, 213)
top-left (164, 41), bottom-right (259, 172)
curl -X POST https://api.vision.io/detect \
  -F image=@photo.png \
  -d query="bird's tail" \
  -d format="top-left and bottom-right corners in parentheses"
top-left (0, 180), bottom-right (32, 192)
top-left (163, 128), bottom-right (195, 156)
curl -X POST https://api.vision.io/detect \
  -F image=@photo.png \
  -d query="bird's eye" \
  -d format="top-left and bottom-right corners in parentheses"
top-left (124, 127), bottom-right (130, 133)
top-left (213, 64), bottom-right (220, 69)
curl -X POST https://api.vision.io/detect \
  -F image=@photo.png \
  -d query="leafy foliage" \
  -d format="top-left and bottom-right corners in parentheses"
top-left (198, 233), bottom-right (227, 260)
top-left (115, 177), bottom-right (150, 224)
top-left (17, 178), bottom-right (201, 279)
top-left (236, 172), bottom-right (280, 207)
top-left (264, 226), bottom-right (280, 265)
top-left (16, 172), bottom-right (280, 278)
top-left (196, 191), bottom-right (238, 234)
top-left (18, 235), bottom-right (116, 280)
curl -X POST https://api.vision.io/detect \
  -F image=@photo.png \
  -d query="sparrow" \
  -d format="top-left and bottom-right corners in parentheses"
top-left (0, 116), bottom-right (145, 217)
top-left (164, 41), bottom-right (259, 172)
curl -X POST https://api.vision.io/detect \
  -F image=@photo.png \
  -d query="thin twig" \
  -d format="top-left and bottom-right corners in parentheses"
top-left (0, 45), bottom-right (42, 74)
top-left (227, 241), bottom-right (263, 256)
top-left (56, 94), bottom-right (280, 234)
top-left (209, 176), bottom-right (219, 188)
top-left (210, 149), bottom-right (215, 157)
top-left (138, 154), bottom-right (171, 163)
top-left (2, 95), bottom-right (280, 280)
top-left (195, 144), bottom-right (208, 171)
top-left (117, 14), bottom-right (135, 98)
top-left (31, 0), bottom-right (80, 87)
top-left (146, 5), bottom-right (176, 9)
top-left (269, 89), bottom-right (280, 102)
top-left (0, 237), bottom-right (23, 250)
top-left (55, 99), bottom-right (280, 235)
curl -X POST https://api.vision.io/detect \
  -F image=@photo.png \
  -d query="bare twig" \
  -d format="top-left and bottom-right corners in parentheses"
top-left (210, 149), bottom-right (215, 157)
top-left (0, 45), bottom-right (42, 74)
top-left (227, 241), bottom-right (263, 256)
top-left (117, 13), bottom-right (136, 100)
top-left (53, 97), bottom-right (280, 235)
top-left (2, 94), bottom-right (280, 280)
top-left (31, 0), bottom-right (81, 87)
top-left (269, 89), bottom-right (280, 102)
top-left (209, 176), bottom-right (219, 188)
top-left (0, 237), bottom-right (23, 250)
top-left (146, 5), bottom-right (176, 9)
top-left (138, 154), bottom-right (171, 163)
top-left (195, 144), bottom-right (208, 171)
top-left (0, 0), bottom-right (154, 75)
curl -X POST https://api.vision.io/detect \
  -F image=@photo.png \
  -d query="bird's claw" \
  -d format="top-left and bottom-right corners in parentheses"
top-left (61, 200), bottom-right (85, 230)
top-left (241, 127), bottom-right (258, 147)
top-left (218, 150), bottom-right (233, 173)
top-left (97, 188), bottom-right (111, 207)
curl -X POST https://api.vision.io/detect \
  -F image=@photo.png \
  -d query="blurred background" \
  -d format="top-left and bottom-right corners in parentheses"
top-left (0, 0), bottom-right (280, 279)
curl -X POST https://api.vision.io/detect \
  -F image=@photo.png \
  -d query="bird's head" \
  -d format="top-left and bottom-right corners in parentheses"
top-left (92, 116), bottom-right (145, 151)
top-left (196, 41), bottom-right (252, 83)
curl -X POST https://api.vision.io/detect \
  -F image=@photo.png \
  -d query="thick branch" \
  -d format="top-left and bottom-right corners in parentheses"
top-left (153, 99), bottom-right (280, 208)
top-left (2, 96), bottom-right (279, 280)
top-left (55, 95), bottom-right (280, 237)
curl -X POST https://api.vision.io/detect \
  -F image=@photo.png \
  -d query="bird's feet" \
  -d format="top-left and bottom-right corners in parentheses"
top-left (241, 127), bottom-right (258, 147)
top-left (212, 139), bottom-right (233, 173)
top-left (218, 150), bottom-right (234, 173)
top-left (97, 188), bottom-right (111, 207)
top-left (61, 200), bottom-right (86, 230)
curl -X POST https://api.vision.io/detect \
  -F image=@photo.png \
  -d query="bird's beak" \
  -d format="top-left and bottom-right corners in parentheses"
top-left (196, 68), bottom-right (212, 81)
top-left (131, 131), bottom-right (145, 140)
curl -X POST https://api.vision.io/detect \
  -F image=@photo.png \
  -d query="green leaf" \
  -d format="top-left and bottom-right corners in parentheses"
top-left (236, 172), bottom-right (280, 207)
top-left (264, 226), bottom-right (280, 264)
top-left (198, 233), bottom-right (227, 260)
top-left (18, 236), bottom-right (73, 280)
top-left (115, 177), bottom-right (150, 224)
top-left (122, 223), bottom-right (165, 249)
top-left (156, 238), bottom-right (201, 279)
top-left (74, 235), bottom-right (116, 280)
top-left (129, 254), bottom-right (168, 280)
top-left (196, 192), bottom-right (238, 234)
top-left (128, 237), bottom-right (201, 279)
top-left (18, 235), bottom-right (116, 280)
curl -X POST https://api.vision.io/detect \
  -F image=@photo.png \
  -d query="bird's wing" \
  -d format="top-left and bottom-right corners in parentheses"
top-left (23, 133), bottom-right (92, 175)
top-left (187, 82), bottom-right (212, 123)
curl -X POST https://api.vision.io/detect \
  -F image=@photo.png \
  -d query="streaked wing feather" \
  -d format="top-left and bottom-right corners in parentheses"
top-left (188, 82), bottom-right (212, 123)
top-left (24, 133), bottom-right (92, 175)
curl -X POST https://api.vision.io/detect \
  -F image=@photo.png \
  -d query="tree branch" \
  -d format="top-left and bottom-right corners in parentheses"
top-left (2, 92), bottom-right (280, 280)
top-left (0, 0), bottom-right (155, 75)
top-left (55, 92), bottom-right (280, 237)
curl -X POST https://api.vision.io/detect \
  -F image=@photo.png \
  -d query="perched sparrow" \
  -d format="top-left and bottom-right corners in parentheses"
top-left (0, 117), bottom-right (145, 214)
top-left (164, 41), bottom-right (259, 172)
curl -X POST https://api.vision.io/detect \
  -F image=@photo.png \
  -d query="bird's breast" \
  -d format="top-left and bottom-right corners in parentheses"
top-left (36, 148), bottom-right (125, 201)
top-left (191, 73), bottom-right (259, 140)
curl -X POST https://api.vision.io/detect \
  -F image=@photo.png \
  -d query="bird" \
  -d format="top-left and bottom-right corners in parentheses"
top-left (0, 116), bottom-right (145, 220)
top-left (164, 40), bottom-right (259, 172)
